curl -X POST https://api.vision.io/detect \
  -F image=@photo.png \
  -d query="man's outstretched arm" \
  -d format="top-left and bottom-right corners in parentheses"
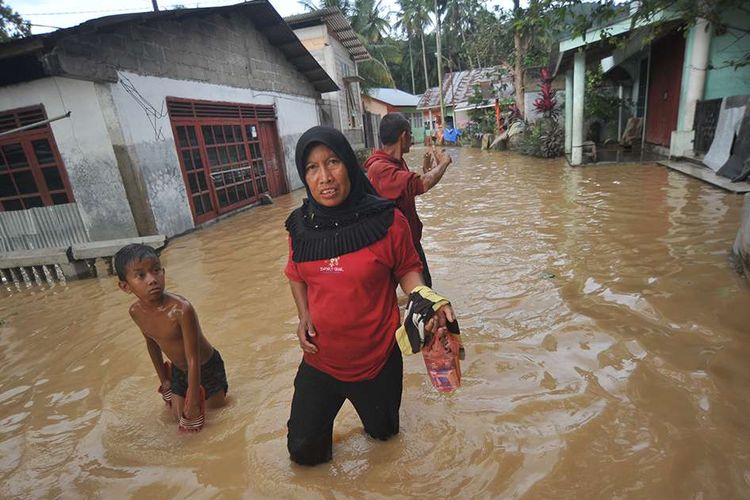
top-left (420, 149), bottom-right (452, 191)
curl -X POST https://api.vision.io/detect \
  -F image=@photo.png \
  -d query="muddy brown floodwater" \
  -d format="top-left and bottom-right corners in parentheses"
top-left (2, 148), bottom-right (750, 498)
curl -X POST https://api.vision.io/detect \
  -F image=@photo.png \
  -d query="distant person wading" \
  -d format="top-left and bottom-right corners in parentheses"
top-left (364, 112), bottom-right (452, 287)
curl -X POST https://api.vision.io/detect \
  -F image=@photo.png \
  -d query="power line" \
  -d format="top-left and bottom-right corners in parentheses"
top-left (22, 7), bottom-right (150, 16)
top-left (21, 0), bottom-right (237, 17)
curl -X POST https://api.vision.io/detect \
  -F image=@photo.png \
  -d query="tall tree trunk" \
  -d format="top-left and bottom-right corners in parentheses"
top-left (460, 30), bottom-right (474, 69)
top-left (409, 37), bottom-right (416, 94)
top-left (421, 32), bottom-right (430, 92)
top-left (434, 0), bottom-right (445, 120)
top-left (513, 0), bottom-right (525, 118)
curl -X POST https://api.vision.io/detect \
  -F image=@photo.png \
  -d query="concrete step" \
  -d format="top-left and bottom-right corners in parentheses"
top-left (659, 160), bottom-right (750, 193)
top-left (70, 235), bottom-right (167, 260)
top-left (0, 247), bottom-right (70, 268)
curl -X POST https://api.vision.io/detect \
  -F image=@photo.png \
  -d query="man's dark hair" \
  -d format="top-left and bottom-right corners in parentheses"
top-left (114, 243), bottom-right (159, 281)
top-left (379, 113), bottom-right (411, 146)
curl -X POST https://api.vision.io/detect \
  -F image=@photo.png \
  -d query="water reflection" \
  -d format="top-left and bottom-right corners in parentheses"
top-left (1, 148), bottom-right (749, 498)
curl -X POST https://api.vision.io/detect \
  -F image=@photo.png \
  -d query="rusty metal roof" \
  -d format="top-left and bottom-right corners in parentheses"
top-left (417, 66), bottom-right (514, 110)
top-left (0, 1), bottom-right (338, 93)
top-left (285, 7), bottom-right (371, 62)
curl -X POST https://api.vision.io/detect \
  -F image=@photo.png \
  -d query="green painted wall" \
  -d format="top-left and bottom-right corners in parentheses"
top-left (704, 9), bottom-right (750, 100)
top-left (397, 105), bottom-right (425, 143)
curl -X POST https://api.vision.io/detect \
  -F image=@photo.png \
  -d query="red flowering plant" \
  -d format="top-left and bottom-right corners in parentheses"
top-left (533, 67), bottom-right (559, 120)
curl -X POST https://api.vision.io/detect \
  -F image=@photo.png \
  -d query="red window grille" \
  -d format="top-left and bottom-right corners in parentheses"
top-left (0, 105), bottom-right (75, 211)
top-left (167, 97), bottom-right (277, 224)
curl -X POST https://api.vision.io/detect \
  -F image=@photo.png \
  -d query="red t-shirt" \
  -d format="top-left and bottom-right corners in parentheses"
top-left (284, 211), bottom-right (423, 382)
top-left (363, 149), bottom-right (426, 244)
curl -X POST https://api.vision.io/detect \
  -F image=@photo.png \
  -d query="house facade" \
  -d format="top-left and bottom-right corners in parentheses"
top-left (285, 7), bottom-right (370, 149)
top-left (417, 67), bottom-right (514, 132)
top-left (0, 2), bottom-right (336, 248)
top-left (361, 88), bottom-right (423, 145)
top-left (556, 7), bottom-right (750, 165)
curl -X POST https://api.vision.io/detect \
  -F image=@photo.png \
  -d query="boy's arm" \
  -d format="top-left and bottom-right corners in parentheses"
top-left (144, 335), bottom-right (169, 387)
top-left (179, 303), bottom-right (202, 419)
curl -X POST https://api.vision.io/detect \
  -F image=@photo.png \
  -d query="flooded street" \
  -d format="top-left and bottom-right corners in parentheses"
top-left (2, 147), bottom-right (750, 498)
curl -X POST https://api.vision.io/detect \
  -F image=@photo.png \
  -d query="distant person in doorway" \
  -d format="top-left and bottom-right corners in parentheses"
top-left (364, 112), bottom-right (452, 287)
top-left (283, 126), bottom-right (455, 465)
top-left (114, 244), bottom-right (228, 432)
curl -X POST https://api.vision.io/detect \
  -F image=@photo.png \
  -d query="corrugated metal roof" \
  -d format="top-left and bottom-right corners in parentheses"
top-left (285, 7), bottom-right (371, 62)
top-left (0, 1), bottom-right (338, 93)
top-left (365, 88), bottom-right (419, 107)
top-left (416, 66), bottom-right (514, 110)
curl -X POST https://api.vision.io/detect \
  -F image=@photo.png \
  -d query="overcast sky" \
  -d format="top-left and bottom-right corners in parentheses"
top-left (12, 0), bottom-right (314, 33)
top-left (12, 0), bottom-right (513, 35)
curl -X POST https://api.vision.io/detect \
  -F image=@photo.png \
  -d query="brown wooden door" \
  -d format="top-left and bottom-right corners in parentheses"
top-left (258, 122), bottom-right (289, 197)
top-left (645, 31), bottom-right (685, 147)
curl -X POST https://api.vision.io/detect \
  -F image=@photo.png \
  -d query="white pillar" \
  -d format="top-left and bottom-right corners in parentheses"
top-left (571, 51), bottom-right (586, 166)
top-left (565, 69), bottom-right (573, 155)
top-left (617, 84), bottom-right (624, 140)
top-left (682, 18), bottom-right (712, 130)
top-left (670, 19), bottom-right (712, 157)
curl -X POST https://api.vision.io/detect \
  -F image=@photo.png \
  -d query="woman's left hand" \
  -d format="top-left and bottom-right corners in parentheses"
top-left (425, 305), bottom-right (455, 335)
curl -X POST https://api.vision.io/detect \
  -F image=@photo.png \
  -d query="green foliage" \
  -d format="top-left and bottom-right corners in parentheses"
top-left (516, 118), bottom-right (563, 158)
top-left (359, 58), bottom-right (396, 89)
top-left (466, 85), bottom-right (497, 134)
top-left (584, 66), bottom-right (621, 122)
top-left (552, 0), bottom-right (749, 67)
top-left (299, 0), bottom-right (353, 17)
top-left (1, 1), bottom-right (30, 42)
top-left (350, 0), bottom-right (391, 44)
top-left (354, 147), bottom-right (372, 166)
top-left (463, 120), bottom-right (484, 146)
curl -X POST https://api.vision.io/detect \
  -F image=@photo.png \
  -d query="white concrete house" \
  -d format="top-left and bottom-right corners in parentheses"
top-left (285, 7), bottom-right (371, 149)
top-left (0, 1), bottom-right (336, 250)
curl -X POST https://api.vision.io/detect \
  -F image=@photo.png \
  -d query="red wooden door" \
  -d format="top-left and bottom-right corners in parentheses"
top-left (258, 122), bottom-right (289, 197)
top-left (646, 31), bottom-right (685, 147)
top-left (168, 98), bottom-right (284, 223)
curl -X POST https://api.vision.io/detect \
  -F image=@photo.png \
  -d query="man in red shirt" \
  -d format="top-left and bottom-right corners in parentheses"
top-left (363, 113), bottom-right (452, 287)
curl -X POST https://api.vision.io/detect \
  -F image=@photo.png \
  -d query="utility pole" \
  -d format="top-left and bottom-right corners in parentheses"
top-left (434, 0), bottom-right (445, 124)
top-left (152, 0), bottom-right (159, 12)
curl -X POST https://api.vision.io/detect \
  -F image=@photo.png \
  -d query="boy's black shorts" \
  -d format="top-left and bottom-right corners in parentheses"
top-left (171, 349), bottom-right (228, 399)
top-left (287, 347), bottom-right (403, 466)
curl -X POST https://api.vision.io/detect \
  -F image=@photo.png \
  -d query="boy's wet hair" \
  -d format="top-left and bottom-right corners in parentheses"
top-left (379, 112), bottom-right (411, 146)
top-left (114, 243), bottom-right (159, 281)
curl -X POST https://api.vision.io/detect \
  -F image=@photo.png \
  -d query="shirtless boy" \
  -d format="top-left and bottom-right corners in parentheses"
top-left (114, 243), bottom-right (227, 430)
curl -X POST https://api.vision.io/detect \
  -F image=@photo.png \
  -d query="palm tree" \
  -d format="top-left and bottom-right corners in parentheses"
top-left (442, 0), bottom-right (482, 70)
top-left (298, 0), bottom-right (352, 17)
top-left (350, 0), bottom-right (391, 44)
top-left (395, 0), bottom-right (420, 93)
top-left (396, 0), bottom-right (433, 94)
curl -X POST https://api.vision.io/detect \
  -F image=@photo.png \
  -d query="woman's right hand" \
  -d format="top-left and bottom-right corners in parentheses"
top-left (296, 315), bottom-right (318, 354)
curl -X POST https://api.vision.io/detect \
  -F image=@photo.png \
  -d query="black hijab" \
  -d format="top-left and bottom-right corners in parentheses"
top-left (285, 126), bottom-right (394, 262)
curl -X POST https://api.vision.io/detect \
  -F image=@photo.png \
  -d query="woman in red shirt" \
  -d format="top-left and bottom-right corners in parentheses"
top-left (284, 126), bottom-right (454, 465)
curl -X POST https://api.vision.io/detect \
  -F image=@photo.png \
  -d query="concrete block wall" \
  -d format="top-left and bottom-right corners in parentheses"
top-left (50, 12), bottom-right (319, 99)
